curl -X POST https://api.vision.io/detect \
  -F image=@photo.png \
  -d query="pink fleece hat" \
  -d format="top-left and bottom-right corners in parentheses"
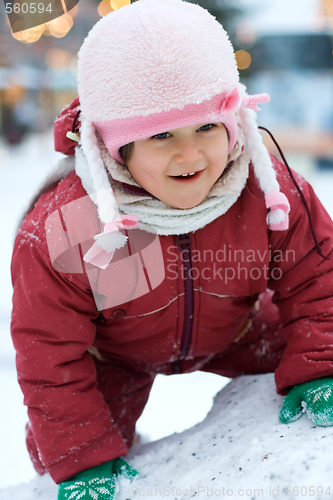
top-left (78, 0), bottom-right (247, 163)
top-left (77, 0), bottom-right (271, 163)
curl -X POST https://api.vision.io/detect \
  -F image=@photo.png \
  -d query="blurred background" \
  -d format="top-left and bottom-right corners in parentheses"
top-left (0, 0), bottom-right (333, 490)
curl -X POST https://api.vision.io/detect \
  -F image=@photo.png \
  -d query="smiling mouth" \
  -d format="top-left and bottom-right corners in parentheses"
top-left (170, 169), bottom-right (204, 180)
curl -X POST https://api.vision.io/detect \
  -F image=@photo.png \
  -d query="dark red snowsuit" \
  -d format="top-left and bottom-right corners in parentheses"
top-left (10, 108), bottom-right (333, 483)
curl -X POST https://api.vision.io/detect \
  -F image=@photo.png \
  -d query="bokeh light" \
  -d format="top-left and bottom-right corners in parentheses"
top-left (110, 0), bottom-right (130, 10)
top-left (47, 14), bottom-right (73, 38)
top-left (9, 5), bottom-right (76, 41)
top-left (11, 24), bottom-right (44, 43)
top-left (236, 21), bottom-right (257, 46)
top-left (313, 0), bottom-right (333, 31)
top-left (3, 83), bottom-right (26, 106)
top-left (45, 48), bottom-right (72, 68)
top-left (98, 0), bottom-right (114, 17)
top-left (235, 50), bottom-right (252, 70)
top-left (322, 0), bottom-right (333, 15)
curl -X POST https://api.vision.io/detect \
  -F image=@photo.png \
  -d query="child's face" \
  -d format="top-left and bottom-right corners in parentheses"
top-left (126, 122), bottom-right (229, 209)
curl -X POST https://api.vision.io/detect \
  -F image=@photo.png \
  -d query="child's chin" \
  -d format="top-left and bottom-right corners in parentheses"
top-left (167, 198), bottom-right (204, 210)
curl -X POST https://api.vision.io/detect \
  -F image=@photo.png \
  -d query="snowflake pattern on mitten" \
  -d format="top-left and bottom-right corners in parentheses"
top-left (58, 459), bottom-right (139, 500)
top-left (62, 476), bottom-right (115, 500)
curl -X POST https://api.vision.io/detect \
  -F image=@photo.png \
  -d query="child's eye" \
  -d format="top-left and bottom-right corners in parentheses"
top-left (198, 124), bottom-right (216, 131)
top-left (151, 132), bottom-right (171, 140)
top-left (151, 124), bottom-right (216, 140)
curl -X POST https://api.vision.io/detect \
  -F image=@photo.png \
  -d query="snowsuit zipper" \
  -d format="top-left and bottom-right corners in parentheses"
top-left (172, 233), bottom-right (194, 374)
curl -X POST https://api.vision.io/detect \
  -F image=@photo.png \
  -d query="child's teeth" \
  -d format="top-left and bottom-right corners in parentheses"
top-left (181, 172), bottom-right (195, 177)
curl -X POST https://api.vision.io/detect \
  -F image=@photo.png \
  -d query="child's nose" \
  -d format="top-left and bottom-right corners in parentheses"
top-left (174, 137), bottom-right (203, 164)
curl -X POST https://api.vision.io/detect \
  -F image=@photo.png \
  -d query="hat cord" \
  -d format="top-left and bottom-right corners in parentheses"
top-left (259, 126), bottom-right (332, 262)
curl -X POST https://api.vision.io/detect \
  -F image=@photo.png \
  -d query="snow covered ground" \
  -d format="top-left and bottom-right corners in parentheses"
top-left (2, 374), bottom-right (333, 500)
top-left (0, 131), bottom-right (332, 496)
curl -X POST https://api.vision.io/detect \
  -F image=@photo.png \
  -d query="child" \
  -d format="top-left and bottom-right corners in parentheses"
top-left (10, 0), bottom-right (333, 498)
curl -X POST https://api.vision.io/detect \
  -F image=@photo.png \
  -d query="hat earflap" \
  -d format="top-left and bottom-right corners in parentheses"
top-left (239, 106), bottom-right (290, 230)
top-left (79, 114), bottom-right (140, 269)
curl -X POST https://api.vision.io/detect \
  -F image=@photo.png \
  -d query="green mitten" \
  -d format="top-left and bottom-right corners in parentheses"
top-left (279, 377), bottom-right (333, 426)
top-left (58, 458), bottom-right (139, 500)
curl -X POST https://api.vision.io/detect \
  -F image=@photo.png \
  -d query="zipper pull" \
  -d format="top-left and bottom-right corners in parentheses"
top-left (174, 234), bottom-right (192, 248)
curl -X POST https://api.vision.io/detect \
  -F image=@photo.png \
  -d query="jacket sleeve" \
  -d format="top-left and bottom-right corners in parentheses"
top-left (10, 235), bottom-right (128, 484)
top-left (267, 157), bottom-right (333, 395)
